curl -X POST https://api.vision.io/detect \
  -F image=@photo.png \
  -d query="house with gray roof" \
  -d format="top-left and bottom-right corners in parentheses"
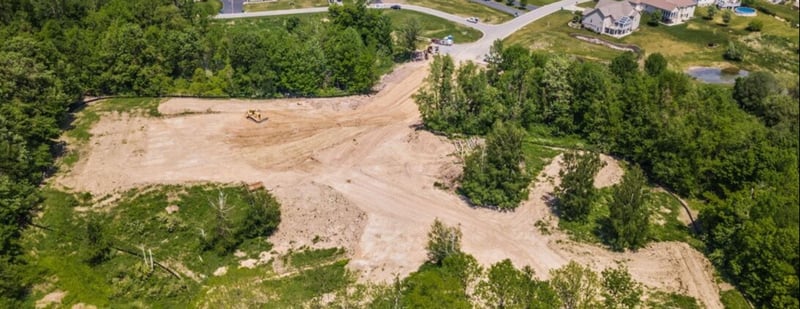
top-left (632, 0), bottom-right (697, 25)
top-left (582, 0), bottom-right (642, 37)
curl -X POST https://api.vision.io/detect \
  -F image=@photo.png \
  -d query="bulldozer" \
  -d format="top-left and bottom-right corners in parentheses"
top-left (246, 110), bottom-right (267, 123)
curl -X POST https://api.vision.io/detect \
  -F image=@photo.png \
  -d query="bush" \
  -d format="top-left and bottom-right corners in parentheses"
top-left (704, 6), bottom-right (717, 20)
top-left (461, 121), bottom-right (531, 209)
top-left (746, 20), bottom-right (763, 31)
top-left (646, 11), bottom-right (661, 26)
top-left (722, 10), bottom-right (732, 24)
top-left (724, 41), bottom-right (744, 61)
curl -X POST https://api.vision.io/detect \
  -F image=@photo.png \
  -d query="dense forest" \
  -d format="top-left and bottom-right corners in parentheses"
top-left (415, 42), bottom-right (799, 307)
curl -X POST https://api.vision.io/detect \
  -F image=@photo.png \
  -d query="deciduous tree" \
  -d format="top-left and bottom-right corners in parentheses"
top-left (607, 165), bottom-right (650, 251)
top-left (556, 151), bottom-right (605, 222)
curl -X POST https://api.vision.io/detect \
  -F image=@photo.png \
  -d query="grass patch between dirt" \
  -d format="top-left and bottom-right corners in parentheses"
top-left (720, 289), bottom-right (751, 309)
top-left (504, 10), bottom-right (799, 73)
top-left (289, 247), bottom-right (346, 268)
top-left (647, 290), bottom-right (702, 309)
top-left (23, 184), bottom-right (280, 307)
top-left (556, 188), bottom-right (702, 249)
top-left (406, 0), bottom-right (514, 24)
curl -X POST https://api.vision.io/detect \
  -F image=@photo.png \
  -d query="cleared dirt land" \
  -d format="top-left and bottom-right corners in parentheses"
top-left (57, 62), bottom-right (722, 308)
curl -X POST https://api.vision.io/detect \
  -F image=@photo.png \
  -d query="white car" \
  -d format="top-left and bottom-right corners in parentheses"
top-left (466, 17), bottom-right (479, 23)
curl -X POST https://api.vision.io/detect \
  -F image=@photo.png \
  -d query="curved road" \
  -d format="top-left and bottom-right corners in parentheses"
top-left (214, 0), bottom-right (590, 62)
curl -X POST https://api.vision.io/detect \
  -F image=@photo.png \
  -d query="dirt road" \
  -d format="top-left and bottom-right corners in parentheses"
top-left (58, 62), bottom-right (721, 308)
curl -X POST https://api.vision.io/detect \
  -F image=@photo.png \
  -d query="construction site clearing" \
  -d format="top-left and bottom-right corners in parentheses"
top-left (56, 62), bottom-right (725, 309)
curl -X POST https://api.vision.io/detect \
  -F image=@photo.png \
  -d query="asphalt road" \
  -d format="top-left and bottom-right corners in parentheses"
top-left (215, 0), bottom-right (592, 62)
top-left (220, 0), bottom-right (246, 14)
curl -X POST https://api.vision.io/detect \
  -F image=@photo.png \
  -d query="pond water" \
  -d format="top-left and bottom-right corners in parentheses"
top-left (685, 67), bottom-right (750, 84)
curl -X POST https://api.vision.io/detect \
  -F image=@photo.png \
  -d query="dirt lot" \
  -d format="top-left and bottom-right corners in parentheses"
top-left (57, 62), bottom-right (722, 308)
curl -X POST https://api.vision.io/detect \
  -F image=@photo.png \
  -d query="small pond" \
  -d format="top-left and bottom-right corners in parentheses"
top-left (685, 67), bottom-right (749, 84)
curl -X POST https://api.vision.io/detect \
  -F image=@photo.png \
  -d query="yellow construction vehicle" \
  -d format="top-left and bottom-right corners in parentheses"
top-left (246, 110), bottom-right (268, 123)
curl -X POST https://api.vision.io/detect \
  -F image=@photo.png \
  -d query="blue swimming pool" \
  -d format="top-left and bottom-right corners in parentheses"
top-left (734, 7), bottom-right (757, 16)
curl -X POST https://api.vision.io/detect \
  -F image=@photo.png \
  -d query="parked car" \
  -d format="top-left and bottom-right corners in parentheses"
top-left (466, 17), bottom-right (479, 23)
top-left (390, 4), bottom-right (402, 9)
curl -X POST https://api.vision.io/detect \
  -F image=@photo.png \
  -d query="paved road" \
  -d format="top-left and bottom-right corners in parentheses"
top-left (215, 0), bottom-right (592, 62)
top-left (220, 0), bottom-right (246, 14)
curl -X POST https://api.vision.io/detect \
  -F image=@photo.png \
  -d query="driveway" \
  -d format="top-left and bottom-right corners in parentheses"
top-left (220, 0), bottom-right (246, 14)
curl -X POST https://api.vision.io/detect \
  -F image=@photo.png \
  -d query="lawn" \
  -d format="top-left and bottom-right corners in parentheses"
top-left (750, 0), bottom-right (800, 25)
top-left (384, 9), bottom-right (484, 43)
top-left (405, 0), bottom-right (514, 24)
top-left (505, 10), bottom-right (799, 73)
top-left (244, 0), bottom-right (339, 12)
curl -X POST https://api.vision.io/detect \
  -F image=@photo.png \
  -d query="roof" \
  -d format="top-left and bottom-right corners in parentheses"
top-left (585, 0), bottom-right (637, 20)
top-left (639, 0), bottom-right (695, 11)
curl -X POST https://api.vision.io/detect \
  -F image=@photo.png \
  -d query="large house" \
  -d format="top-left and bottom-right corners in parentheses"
top-left (583, 0), bottom-right (697, 35)
top-left (632, 0), bottom-right (697, 24)
top-left (582, 0), bottom-right (642, 37)
top-left (696, 0), bottom-right (741, 7)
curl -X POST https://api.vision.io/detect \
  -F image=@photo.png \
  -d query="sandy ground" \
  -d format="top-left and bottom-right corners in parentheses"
top-left (57, 62), bottom-right (721, 308)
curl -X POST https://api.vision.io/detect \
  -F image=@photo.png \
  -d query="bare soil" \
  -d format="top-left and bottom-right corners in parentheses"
top-left (56, 62), bottom-right (722, 308)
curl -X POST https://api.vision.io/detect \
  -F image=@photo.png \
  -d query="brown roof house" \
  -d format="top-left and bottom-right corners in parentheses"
top-left (582, 0), bottom-right (642, 37)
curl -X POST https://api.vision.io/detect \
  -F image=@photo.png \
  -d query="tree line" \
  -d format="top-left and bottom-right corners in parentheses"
top-left (415, 41), bottom-right (798, 307)
top-left (367, 219), bottom-right (650, 308)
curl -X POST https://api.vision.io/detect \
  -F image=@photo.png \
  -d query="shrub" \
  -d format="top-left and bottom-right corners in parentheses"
top-left (724, 41), bottom-right (744, 61)
top-left (722, 10), bottom-right (732, 24)
top-left (704, 6), bottom-right (717, 20)
top-left (746, 20), bottom-right (763, 31)
top-left (646, 11), bottom-right (661, 26)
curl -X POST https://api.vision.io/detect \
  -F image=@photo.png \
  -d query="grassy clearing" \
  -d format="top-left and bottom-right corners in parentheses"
top-left (505, 10), bottom-right (799, 73)
top-left (24, 185), bottom-right (277, 307)
top-left (93, 97), bottom-right (163, 116)
top-left (244, 0), bottom-right (338, 12)
top-left (720, 289), bottom-right (751, 309)
top-left (647, 291), bottom-right (702, 309)
top-left (384, 9), bottom-right (484, 43)
top-left (505, 11), bottom-right (623, 62)
top-left (406, 0), bottom-right (514, 24)
top-left (556, 187), bottom-right (701, 249)
top-left (25, 183), bottom-right (353, 307)
top-left (288, 247), bottom-right (346, 268)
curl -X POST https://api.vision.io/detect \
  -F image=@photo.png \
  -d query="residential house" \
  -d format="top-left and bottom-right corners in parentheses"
top-left (632, 0), bottom-right (697, 25)
top-left (582, 0), bottom-right (642, 37)
top-left (715, 0), bottom-right (741, 8)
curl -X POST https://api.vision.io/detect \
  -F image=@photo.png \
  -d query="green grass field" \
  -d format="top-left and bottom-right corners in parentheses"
top-left (244, 0), bottom-right (338, 12)
top-left (384, 9), bottom-right (484, 43)
top-left (217, 10), bottom-right (483, 43)
top-left (505, 10), bottom-right (799, 73)
top-left (406, 0), bottom-right (514, 24)
top-left (23, 184), bottom-right (352, 307)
